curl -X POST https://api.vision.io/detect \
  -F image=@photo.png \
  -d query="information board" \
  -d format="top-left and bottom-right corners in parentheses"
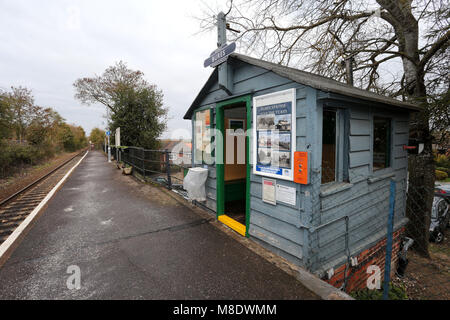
top-left (276, 184), bottom-right (296, 206)
top-left (253, 88), bottom-right (296, 181)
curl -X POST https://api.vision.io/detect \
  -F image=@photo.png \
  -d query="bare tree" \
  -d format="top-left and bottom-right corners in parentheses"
top-left (198, 0), bottom-right (450, 256)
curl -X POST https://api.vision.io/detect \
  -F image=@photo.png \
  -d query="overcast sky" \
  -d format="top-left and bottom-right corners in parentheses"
top-left (0, 0), bottom-right (224, 139)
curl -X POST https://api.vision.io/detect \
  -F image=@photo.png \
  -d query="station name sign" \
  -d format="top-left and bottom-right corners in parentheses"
top-left (204, 42), bottom-right (236, 68)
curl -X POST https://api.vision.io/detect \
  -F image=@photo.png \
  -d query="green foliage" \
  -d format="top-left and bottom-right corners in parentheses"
top-left (350, 282), bottom-right (408, 300)
top-left (0, 142), bottom-right (40, 177)
top-left (109, 86), bottom-right (167, 149)
top-left (74, 61), bottom-right (167, 150)
top-left (435, 154), bottom-right (450, 181)
top-left (0, 86), bottom-right (87, 179)
top-left (436, 166), bottom-right (450, 176)
top-left (57, 124), bottom-right (74, 151)
top-left (0, 94), bottom-right (12, 139)
top-left (71, 125), bottom-right (87, 150)
top-left (435, 154), bottom-right (450, 169)
top-left (436, 170), bottom-right (448, 181)
top-left (89, 127), bottom-right (106, 147)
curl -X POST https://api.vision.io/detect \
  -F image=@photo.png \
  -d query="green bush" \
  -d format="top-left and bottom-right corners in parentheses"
top-left (350, 282), bottom-right (408, 300)
top-left (436, 170), bottom-right (448, 181)
top-left (437, 166), bottom-right (450, 176)
top-left (435, 154), bottom-right (450, 169)
top-left (0, 142), bottom-right (46, 177)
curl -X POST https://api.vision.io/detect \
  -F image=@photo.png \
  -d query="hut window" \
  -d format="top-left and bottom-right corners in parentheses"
top-left (322, 110), bottom-right (337, 184)
top-left (194, 109), bottom-right (212, 164)
top-left (373, 117), bottom-right (391, 170)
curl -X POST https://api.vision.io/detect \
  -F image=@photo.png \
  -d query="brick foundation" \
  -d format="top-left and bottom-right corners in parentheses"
top-left (324, 227), bottom-right (405, 293)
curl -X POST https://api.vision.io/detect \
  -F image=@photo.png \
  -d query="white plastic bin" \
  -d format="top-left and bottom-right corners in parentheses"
top-left (183, 167), bottom-right (209, 201)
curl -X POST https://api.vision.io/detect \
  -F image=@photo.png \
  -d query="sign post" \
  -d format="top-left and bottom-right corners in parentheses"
top-left (115, 128), bottom-right (120, 163)
top-left (106, 130), bottom-right (111, 163)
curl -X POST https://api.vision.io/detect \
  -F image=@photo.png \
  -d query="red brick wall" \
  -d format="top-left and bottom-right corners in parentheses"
top-left (324, 227), bottom-right (405, 293)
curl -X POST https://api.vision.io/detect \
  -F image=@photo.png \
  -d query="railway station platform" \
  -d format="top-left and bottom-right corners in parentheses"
top-left (0, 151), bottom-right (318, 299)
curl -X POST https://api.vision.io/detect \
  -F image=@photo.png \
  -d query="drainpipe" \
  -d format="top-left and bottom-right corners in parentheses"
top-left (310, 215), bottom-right (351, 291)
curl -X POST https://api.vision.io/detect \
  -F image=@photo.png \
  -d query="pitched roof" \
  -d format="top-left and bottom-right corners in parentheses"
top-left (160, 139), bottom-right (191, 152)
top-left (184, 53), bottom-right (421, 119)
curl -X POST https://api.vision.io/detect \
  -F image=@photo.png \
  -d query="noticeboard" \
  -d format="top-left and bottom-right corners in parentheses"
top-left (253, 88), bottom-right (296, 181)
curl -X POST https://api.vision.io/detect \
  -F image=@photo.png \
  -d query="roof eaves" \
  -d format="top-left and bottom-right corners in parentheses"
top-left (231, 53), bottom-right (422, 112)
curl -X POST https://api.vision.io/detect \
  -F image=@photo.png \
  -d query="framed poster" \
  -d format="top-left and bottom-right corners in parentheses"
top-left (253, 88), bottom-right (296, 181)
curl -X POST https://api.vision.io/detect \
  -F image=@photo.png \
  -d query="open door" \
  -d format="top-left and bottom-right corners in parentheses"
top-left (216, 95), bottom-right (251, 237)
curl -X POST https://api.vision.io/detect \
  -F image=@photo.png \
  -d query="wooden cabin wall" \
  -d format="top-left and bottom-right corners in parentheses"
top-left (310, 103), bottom-right (410, 274)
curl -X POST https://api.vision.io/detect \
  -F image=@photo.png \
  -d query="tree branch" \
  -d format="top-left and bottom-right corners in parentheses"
top-left (419, 29), bottom-right (450, 69)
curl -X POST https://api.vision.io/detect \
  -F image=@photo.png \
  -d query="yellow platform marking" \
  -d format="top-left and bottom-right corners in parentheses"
top-left (218, 215), bottom-right (246, 236)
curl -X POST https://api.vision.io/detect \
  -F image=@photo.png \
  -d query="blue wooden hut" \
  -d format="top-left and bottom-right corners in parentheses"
top-left (184, 51), bottom-right (421, 288)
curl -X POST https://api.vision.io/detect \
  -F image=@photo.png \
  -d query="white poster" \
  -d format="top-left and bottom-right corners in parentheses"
top-left (253, 88), bottom-right (296, 181)
top-left (276, 184), bottom-right (296, 206)
top-left (262, 178), bottom-right (277, 205)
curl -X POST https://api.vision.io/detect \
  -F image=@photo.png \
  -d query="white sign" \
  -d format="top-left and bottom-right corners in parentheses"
top-left (253, 88), bottom-right (296, 181)
top-left (276, 184), bottom-right (296, 206)
top-left (115, 127), bottom-right (121, 147)
top-left (262, 178), bottom-right (277, 205)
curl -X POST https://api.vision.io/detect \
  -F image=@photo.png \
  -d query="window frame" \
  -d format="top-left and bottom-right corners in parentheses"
top-left (193, 107), bottom-right (214, 165)
top-left (321, 107), bottom-right (349, 186)
top-left (370, 114), bottom-right (394, 174)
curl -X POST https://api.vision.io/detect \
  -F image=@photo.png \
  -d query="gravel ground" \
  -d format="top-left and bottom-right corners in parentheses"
top-left (393, 231), bottom-right (450, 300)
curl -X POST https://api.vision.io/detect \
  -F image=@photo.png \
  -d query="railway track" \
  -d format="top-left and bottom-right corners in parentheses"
top-left (0, 150), bottom-right (87, 246)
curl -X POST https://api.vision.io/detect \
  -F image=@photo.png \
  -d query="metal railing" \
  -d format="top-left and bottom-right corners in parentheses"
top-left (110, 146), bottom-right (191, 191)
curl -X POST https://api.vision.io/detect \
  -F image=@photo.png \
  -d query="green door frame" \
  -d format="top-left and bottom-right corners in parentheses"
top-left (215, 94), bottom-right (252, 237)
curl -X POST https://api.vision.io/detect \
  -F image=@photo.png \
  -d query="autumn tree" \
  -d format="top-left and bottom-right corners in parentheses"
top-left (73, 61), bottom-right (168, 149)
top-left (6, 86), bottom-right (39, 142)
top-left (26, 107), bottom-right (65, 147)
top-left (199, 0), bottom-right (449, 255)
top-left (0, 90), bottom-right (12, 139)
top-left (89, 127), bottom-right (106, 147)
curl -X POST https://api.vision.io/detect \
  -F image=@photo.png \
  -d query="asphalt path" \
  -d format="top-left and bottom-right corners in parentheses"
top-left (0, 151), bottom-right (318, 299)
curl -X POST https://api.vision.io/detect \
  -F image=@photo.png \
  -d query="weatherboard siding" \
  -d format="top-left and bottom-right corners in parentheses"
top-left (311, 106), bottom-right (410, 273)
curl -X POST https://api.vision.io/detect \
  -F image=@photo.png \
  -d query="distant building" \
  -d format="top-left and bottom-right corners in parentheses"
top-left (159, 139), bottom-right (192, 166)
